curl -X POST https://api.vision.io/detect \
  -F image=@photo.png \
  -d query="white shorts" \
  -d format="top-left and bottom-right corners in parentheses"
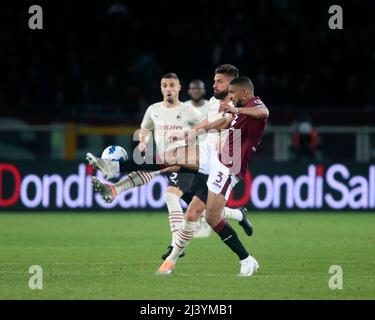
top-left (199, 143), bottom-right (239, 201)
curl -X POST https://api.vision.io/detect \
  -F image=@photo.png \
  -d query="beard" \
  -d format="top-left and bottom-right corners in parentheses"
top-left (234, 100), bottom-right (242, 108)
top-left (213, 89), bottom-right (228, 100)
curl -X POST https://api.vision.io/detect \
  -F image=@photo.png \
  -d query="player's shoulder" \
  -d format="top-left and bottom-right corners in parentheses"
top-left (209, 96), bottom-right (219, 105)
top-left (180, 101), bottom-right (196, 112)
top-left (208, 97), bottom-right (220, 112)
top-left (184, 99), bottom-right (193, 107)
top-left (252, 96), bottom-right (266, 108)
top-left (208, 97), bottom-right (233, 109)
top-left (147, 101), bottom-right (164, 111)
top-left (184, 99), bottom-right (209, 108)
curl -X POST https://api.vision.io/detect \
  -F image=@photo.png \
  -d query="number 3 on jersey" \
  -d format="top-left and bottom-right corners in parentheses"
top-left (215, 172), bottom-right (224, 183)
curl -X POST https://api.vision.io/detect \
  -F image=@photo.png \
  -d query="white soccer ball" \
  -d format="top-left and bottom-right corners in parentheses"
top-left (101, 145), bottom-right (128, 163)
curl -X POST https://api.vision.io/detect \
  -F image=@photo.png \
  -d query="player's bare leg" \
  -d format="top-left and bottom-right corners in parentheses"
top-left (88, 144), bottom-right (199, 204)
top-left (87, 145), bottom-right (198, 178)
top-left (91, 170), bottom-right (162, 203)
top-left (205, 191), bottom-right (259, 276)
top-left (92, 166), bottom-right (179, 203)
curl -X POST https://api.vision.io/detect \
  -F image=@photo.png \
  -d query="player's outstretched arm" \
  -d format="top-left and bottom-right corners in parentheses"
top-left (202, 115), bottom-right (233, 131)
top-left (219, 104), bottom-right (269, 120)
top-left (184, 116), bottom-right (233, 146)
top-left (237, 105), bottom-right (269, 119)
top-left (192, 119), bottom-right (209, 131)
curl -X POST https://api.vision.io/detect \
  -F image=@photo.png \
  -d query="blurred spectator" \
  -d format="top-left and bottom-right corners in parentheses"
top-left (289, 115), bottom-right (323, 162)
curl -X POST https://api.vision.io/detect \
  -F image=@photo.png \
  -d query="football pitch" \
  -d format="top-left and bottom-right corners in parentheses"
top-left (0, 212), bottom-right (374, 300)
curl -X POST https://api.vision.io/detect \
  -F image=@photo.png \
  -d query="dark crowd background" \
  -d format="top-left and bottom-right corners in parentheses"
top-left (0, 0), bottom-right (374, 125)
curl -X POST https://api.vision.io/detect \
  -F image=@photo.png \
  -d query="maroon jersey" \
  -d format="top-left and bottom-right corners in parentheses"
top-left (219, 96), bottom-right (267, 179)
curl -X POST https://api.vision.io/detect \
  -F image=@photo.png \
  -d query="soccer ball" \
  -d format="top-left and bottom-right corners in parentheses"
top-left (101, 145), bottom-right (128, 163)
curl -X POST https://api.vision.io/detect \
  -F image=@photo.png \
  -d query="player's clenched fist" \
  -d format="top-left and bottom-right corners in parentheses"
top-left (219, 103), bottom-right (239, 114)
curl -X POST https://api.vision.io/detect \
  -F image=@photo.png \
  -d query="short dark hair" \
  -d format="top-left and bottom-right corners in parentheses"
top-left (215, 64), bottom-right (239, 78)
top-left (161, 73), bottom-right (180, 81)
top-left (230, 76), bottom-right (254, 91)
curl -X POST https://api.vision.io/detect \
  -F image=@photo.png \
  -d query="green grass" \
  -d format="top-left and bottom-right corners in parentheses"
top-left (0, 212), bottom-right (374, 299)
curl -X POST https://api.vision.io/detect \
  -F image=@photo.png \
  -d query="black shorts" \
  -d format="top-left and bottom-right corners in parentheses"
top-left (167, 171), bottom-right (196, 204)
top-left (189, 172), bottom-right (209, 204)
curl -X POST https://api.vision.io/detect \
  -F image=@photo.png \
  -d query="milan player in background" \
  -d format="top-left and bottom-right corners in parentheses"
top-left (184, 79), bottom-right (210, 117)
top-left (88, 75), bottom-right (267, 275)
top-left (87, 70), bottom-right (253, 262)
top-left (158, 76), bottom-right (269, 276)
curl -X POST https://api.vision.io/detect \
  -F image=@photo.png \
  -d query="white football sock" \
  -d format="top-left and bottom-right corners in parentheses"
top-left (222, 207), bottom-right (243, 222)
top-left (165, 192), bottom-right (184, 247)
top-left (168, 219), bottom-right (197, 264)
top-left (114, 170), bottom-right (159, 194)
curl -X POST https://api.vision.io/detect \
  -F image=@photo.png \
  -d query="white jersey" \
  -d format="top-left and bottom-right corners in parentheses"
top-left (141, 101), bottom-right (204, 154)
top-left (204, 96), bottom-right (232, 150)
top-left (184, 99), bottom-right (210, 118)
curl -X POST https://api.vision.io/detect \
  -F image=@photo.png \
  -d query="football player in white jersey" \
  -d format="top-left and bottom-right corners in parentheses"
top-left (87, 72), bottom-right (250, 261)
top-left (139, 73), bottom-right (204, 259)
top-left (140, 73), bottom-right (250, 258)
top-left (88, 66), bottom-right (259, 275)
top-left (157, 64), bottom-right (255, 275)
top-left (178, 65), bottom-right (251, 239)
top-left (184, 79), bottom-right (210, 118)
